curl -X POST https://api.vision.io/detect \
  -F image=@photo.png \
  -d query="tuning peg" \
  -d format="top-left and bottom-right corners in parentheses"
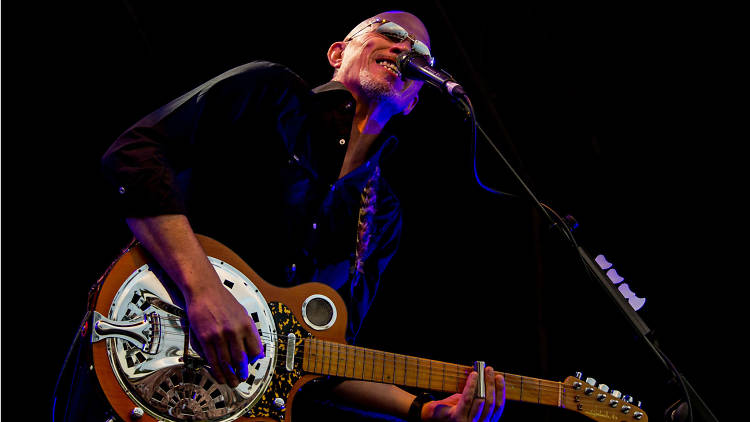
top-left (585, 377), bottom-right (597, 386)
top-left (611, 390), bottom-right (622, 399)
top-left (575, 371), bottom-right (583, 379)
top-left (623, 395), bottom-right (634, 403)
top-left (598, 383), bottom-right (609, 393)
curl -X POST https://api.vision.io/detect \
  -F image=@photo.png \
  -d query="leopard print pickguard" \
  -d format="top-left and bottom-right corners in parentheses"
top-left (245, 301), bottom-right (308, 419)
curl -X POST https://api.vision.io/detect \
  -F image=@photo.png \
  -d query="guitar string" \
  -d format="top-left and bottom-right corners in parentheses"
top-left (119, 329), bottom-right (621, 405)
top-left (105, 324), bottom-right (640, 413)
top-left (120, 319), bottom-right (640, 410)
top-left (136, 324), bottom-right (594, 391)
top-left (117, 343), bottom-right (641, 411)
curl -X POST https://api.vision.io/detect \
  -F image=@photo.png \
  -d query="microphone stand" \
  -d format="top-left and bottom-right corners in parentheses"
top-left (451, 94), bottom-right (719, 422)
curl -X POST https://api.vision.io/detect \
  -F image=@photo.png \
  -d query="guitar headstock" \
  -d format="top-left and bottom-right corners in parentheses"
top-left (562, 375), bottom-right (648, 422)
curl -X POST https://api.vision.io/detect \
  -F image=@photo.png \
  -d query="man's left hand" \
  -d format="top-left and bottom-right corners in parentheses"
top-left (422, 366), bottom-right (505, 422)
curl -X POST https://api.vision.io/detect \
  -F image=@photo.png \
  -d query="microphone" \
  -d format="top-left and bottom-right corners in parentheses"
top-left (396, 51), bottom-right (466, 98)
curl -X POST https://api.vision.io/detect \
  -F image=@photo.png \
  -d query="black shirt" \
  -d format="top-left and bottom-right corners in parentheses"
top-left (101, 61), bottom-right (403, 342)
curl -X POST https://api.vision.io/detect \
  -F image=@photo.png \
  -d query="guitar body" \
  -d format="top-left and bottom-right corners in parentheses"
top-left (90, 234), bottom-right (348, 422)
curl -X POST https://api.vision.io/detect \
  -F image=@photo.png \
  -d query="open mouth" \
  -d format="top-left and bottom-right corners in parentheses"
top-left (376, 58), bottom-right (401, 78)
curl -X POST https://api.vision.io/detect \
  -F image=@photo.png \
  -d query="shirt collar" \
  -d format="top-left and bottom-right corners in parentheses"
top-left (310, 80), bottom-right (400, 163)
top-left (312, 80), bottom-right (355, 108)
top-left (312, 80), bottom-right (350, 95)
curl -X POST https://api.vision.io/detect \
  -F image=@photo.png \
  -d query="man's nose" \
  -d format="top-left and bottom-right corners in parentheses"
top-left (389, 38), bottom-right (413, 55)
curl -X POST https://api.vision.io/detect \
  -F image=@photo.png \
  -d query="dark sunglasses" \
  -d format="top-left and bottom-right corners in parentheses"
top-left (345, 18), bottom-right (435, 66)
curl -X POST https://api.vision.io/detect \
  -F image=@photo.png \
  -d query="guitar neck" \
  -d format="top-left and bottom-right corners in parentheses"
top-left (302, 338), bottom-right (565, 407)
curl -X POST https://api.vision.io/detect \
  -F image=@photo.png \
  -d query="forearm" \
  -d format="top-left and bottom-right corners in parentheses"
top-left (125, 214), bottom-right (220, 301)
top-left (126, 214), bottom-right (263, 386)
top-left (332, 380), bottom-right (416, 420)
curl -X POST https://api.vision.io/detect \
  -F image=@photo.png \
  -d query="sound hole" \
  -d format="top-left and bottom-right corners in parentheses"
top-left (302, 295), bottom-right (336, 330)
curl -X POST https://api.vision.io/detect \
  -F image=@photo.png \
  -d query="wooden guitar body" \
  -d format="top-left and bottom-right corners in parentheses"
top-left (91, 234), bottom-right (346, 422)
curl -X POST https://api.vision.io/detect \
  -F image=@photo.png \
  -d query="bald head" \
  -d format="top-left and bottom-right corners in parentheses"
top-left (345, 10), bottom-right (430, 50)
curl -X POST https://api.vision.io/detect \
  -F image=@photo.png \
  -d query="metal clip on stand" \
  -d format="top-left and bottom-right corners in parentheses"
top-left (452, 92), bottom-right (719, 422)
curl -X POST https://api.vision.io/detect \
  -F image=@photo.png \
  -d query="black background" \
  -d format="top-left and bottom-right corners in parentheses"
top-left (2, 1), bottom-right (738, 421)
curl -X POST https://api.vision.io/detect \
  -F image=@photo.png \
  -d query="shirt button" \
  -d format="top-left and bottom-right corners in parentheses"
top-left (345, 101), bottom-right (354, 110)
top-left (339, 138), bottom-right (346, 145)
top-left (118, 186), bottom-right (126, 194)
top-left (312, 222), bottom-right (317, 230)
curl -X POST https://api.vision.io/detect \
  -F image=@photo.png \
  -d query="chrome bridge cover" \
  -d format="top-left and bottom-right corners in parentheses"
top-left (98, 258), bottom-right (277, 421)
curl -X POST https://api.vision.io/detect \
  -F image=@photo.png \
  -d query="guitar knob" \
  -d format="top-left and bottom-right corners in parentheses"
top-left (611, 390), bottom-right (622, 399)
top-left (585, 377), bottom-right (597, 386)
top-left (598, 383), bottom-right (609, 393)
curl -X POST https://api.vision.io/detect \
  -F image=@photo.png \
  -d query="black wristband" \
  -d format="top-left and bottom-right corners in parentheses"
top-left (408, 392), bottom-right (435, 422)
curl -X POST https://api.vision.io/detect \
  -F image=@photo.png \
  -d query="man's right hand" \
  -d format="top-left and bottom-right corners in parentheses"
top-left (126, 214), bottom-right (264, 387)
top-left (185, 280), bottom-right (264, 387)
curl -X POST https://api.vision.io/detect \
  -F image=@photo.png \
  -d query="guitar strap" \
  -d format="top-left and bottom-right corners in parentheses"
top-left (87, 237), bottom-right (139, 312)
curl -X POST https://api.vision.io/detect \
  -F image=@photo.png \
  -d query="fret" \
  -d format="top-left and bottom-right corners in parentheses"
top-left (504, 373), bottom-right (522, 401)
top-left (425, 359), bottom-right (432, 390)
top-left (460, 365), bottom-right (472, 393)
top-left (309, 339), bottom-right (315, 373)
top-left (383, 350), bottom-right (395, 383)
top-left (522, 376), bottom-right (542, 403)
top-left (332, 342), bottom-right (341, 376)
top-left (315, 339), bottom-right (324, 374)
top-left (372, 349), bottom-right (384, 382)
top-left (345, 344), bottom-right (355, 378)
top-left (353, 346), bottom-right (365, 380)
top-left (325, 341), bottom-right (332, 375)
top-left (431, 361), bottom-right (448, 392)
top-left (416, 358), bottom-right (429, 390)
top-left (442, 362), bottom-right (446, 392)
top-left (365, 349), bottom-right (375, 381)
top-left (405, 355), bottom-right (418, 387)
top-left (544, 380), bottom-right (563, 407)
top-left (362, 348), bottom-right (371, 381)
top-left (399, 354), bottom-right (408, 386)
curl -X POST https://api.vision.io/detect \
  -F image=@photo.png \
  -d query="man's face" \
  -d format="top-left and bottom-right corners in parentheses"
top-left (333, 14), bottom-right (430, 115)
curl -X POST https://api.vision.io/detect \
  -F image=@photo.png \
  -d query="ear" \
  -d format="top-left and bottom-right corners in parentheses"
top-left (401, 93), bottom-right (420, 116)
top-left (327, 41), bottom-right (347, 71)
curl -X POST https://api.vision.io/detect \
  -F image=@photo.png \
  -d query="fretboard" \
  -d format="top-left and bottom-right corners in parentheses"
top-left (302, 338), bottom-right (565, 407)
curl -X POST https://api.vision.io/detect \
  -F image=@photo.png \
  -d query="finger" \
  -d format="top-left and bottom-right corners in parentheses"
top-left (491, 374), bottom-right (506, 422)
top-left (480, 367), bottom-right (496, 421)
top-left (454, 371), bottom-right (478, 419)
top-left (228, 334), bottom-right (250, 382)
top-left (469, 397), bottom-right (485, 422)
top-left (196, 335), bottom-right (226, 385)
top-left (214, 337), bottom-right (241, 387)
top-left (245, 334), bottom-right (264, 365)
top-left (245, 319), bottom-right (265, 363)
